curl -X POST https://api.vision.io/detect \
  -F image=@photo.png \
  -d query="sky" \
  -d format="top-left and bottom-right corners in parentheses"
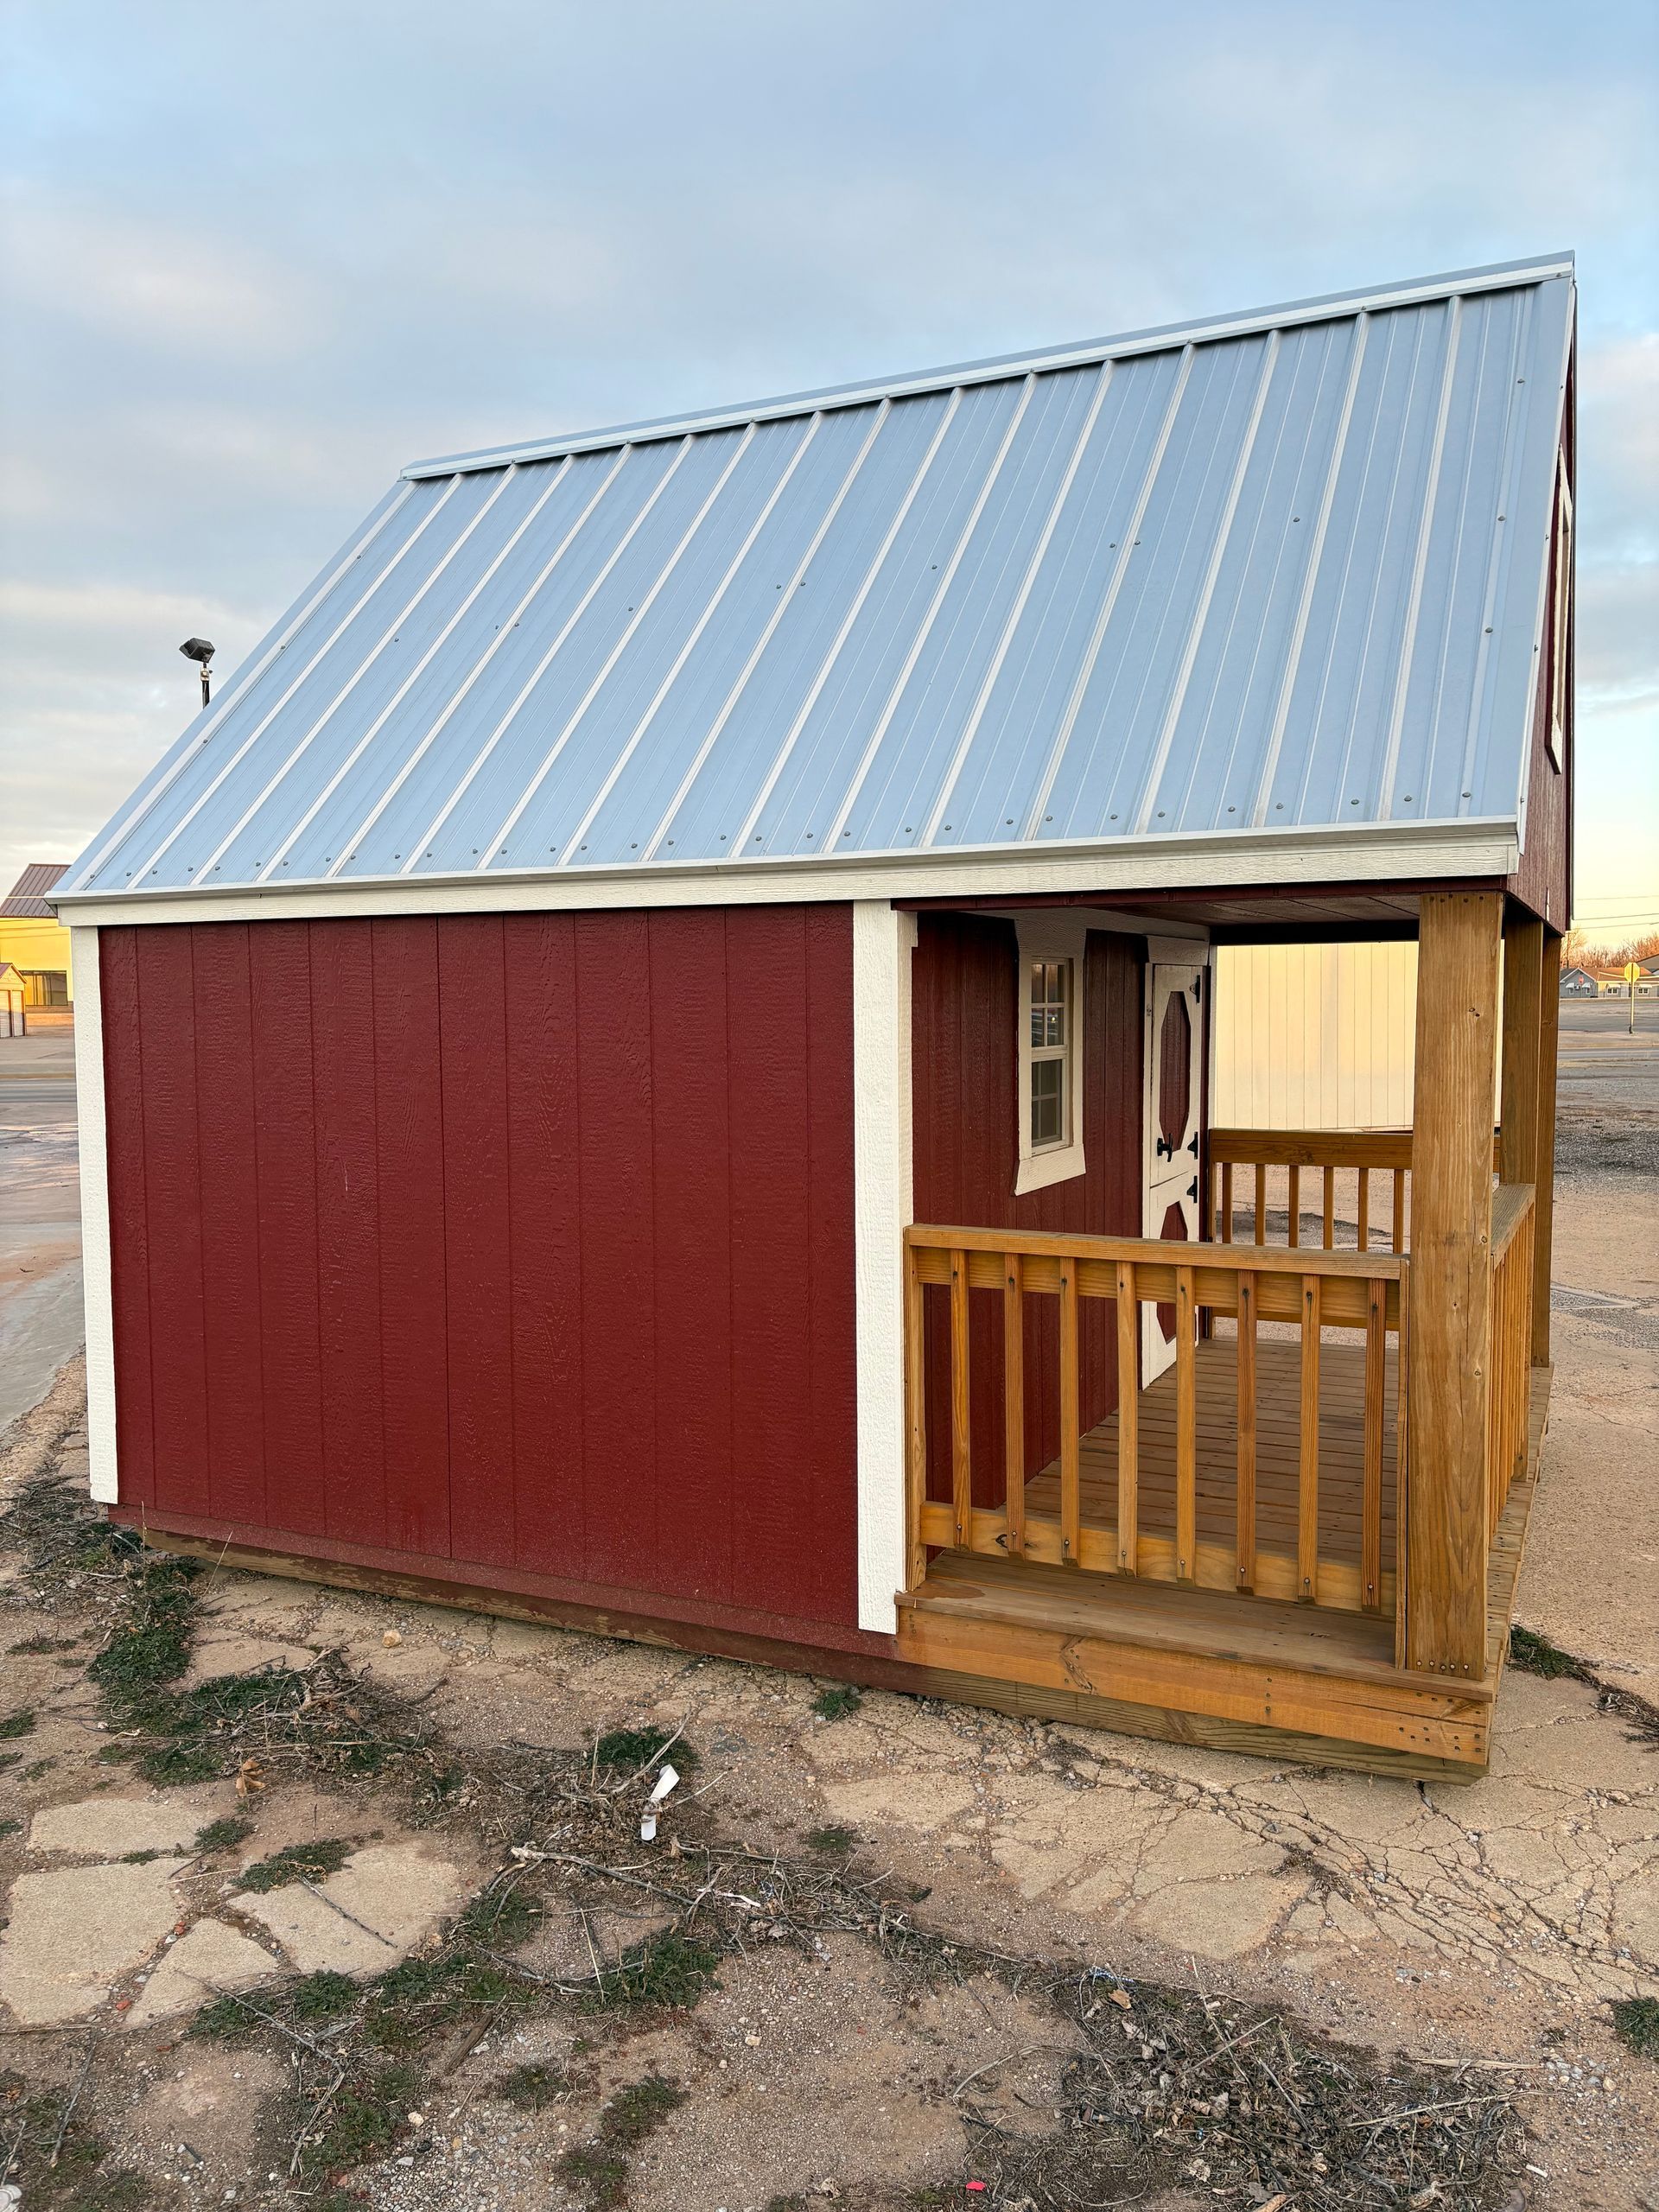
top-left (2, 0), bottom-right (1655, 942)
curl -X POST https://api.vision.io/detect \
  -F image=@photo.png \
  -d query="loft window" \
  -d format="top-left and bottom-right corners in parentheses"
top-left (1014, 919), bottom-right (1088, 1196)
top-left (1548, 454), bottom-right (1572, 771)
top-left (1028, 959), bottom-right (1071, 1149)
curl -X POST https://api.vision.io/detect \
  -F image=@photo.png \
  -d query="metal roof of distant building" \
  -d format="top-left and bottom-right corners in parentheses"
top-left (62, 253), bottom-right (1573, 906)
top-left (2, 863), bottom-right (69, 917)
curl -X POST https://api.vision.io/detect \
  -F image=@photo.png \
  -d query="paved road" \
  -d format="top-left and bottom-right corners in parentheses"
top-left (0, 1033), bottom-right (82, 1436)
top-left (1556, 995), bottom-right (1659, 1113)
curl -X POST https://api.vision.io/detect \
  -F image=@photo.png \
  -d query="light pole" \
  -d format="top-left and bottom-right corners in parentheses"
top-left (180, 636), bottom-right (215, 709)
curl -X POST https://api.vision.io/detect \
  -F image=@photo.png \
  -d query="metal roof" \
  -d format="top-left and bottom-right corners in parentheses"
top-left (63, 255), bottom-right (1573, 905)
top-left (2, 862), bottom-right (69, 918)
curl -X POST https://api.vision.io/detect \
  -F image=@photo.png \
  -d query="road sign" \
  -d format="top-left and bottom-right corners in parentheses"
top-left (1624, 962), bottom-right (1643, 983)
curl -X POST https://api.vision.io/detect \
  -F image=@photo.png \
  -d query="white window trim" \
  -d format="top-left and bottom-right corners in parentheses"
top-left (1014, 914), bottom-right (1089, 1195)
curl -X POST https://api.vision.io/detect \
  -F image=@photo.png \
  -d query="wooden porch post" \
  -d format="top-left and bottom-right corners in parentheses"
top-left (1499, 912), bottom-right (1545, 1189)
top-left (1406, 892), bottom-right (1502, 1678)
top-left (1531, 937), bottom-right (1561, 1366)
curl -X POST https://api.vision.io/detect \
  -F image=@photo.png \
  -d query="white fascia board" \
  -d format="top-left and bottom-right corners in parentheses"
top-left (852, 901), bottom-right (917, 1635)
top-left (403, 257), bottom-right (1575, 480)
top-left (52, 818), bottom-right (1521, 931)
top-left (70, 928), bottom-right (118, 1505)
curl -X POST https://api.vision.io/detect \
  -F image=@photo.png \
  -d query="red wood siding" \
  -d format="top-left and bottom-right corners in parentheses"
top-left (1508, 398), bottom-right (1573, 932)
top-left (911, 915), bottom-right (1143, 1508)
top-left (99, 906), bottom-right (859, 1638)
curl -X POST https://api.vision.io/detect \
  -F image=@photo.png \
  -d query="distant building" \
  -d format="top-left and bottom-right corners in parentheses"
top-left (0, 962), bottom-right (25, 1038)
top-left (1559, 964), bottom-right (1598, 995)
top-left (0, 863), bottom-right (73, 1006)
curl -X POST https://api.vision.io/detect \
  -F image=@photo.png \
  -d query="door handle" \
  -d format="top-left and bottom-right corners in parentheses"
top-left (1186, 1177), bottom-right (1198, 1202)
top-left (1155, 1135), bottom-right (1174, 1160)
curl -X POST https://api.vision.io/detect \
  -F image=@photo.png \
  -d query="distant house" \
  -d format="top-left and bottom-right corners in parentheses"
top-left (0, 963), bottom-right (25, 1039)
top-left (1596, 964), bottom-right (1656, 997)
top-left (1559, 964), bottom-right (1597, 994)
top-left (0, 863), bottom-right (73, 1006)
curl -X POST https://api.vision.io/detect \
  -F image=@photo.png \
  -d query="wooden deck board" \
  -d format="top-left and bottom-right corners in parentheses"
top-left (1023, 1338), bottom-right (1397, 1567)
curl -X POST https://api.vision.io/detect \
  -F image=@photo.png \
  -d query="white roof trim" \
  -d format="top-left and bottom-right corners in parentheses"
top-left (402, 255), bottom-right (1575, 480)
top-left (53, 815), bottom-right (1519, 929)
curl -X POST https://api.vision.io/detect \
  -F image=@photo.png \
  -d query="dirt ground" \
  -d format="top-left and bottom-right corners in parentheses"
top-left (0, 1099), bottom-right (1656, 2211)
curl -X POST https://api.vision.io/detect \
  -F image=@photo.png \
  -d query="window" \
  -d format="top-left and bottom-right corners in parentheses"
top-left (1548, 454), bottom-right (1572, 770)
top-left (1028, 959), bottom-right (1071, 1149)
top-left (1014, 918), bottom-right (1088, 1195)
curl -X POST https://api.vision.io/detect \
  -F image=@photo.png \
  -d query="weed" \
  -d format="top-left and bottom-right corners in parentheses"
top-left (1612, 1995), bottom-right (1659, 2058)
top-left (238, 1837), bottom-right (353, 1892)
top-left (0, 1818), bottom-right (21, 1839)
top-left (7, 1634), bottom-right (76, 1655)
top-left (559, 2073), bottom-right (685, 2208)
top-left (0, 1751), bottom-right (19, 1772)
top-left (188, 1993), bottom-right (264, 2044)
top-left (493, 2061), bottom-right (566, 2108)
top-left (292, 1971), bottom-right (361, 2021)
top-left (458, 1880), bottom-right (542, 1948)
top-left (804, 1824), bottom-right (857, 1854)
top-left (122, 1847), bottom-right (162, 1864)
top-left (309, 2059), bottom-right (423, 2178)
top-left (0, 1708), bottom-right (36, 1738)
top-left (811, 1683), bottom-right (863, 1721)
top-left (591, 1724), bottom-right (699, 1776)
top-left (21, 1759), bottom-right (52, 1781)
top-left (194, 1814), bottom-right (256, 1853)
top-left (1509, 1624), bottom-right (1586, 1679)
top-left (593, 1929), bottom-right (721, 2012)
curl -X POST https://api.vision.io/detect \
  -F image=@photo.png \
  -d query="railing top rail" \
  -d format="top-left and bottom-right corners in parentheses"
top-left (905, 1222), bottom-right (1407, 1281)
top-left (1209, 1126), bottom-right (1414, 1170)
top-left (1491, 1181), bottom-right (1536, 1262)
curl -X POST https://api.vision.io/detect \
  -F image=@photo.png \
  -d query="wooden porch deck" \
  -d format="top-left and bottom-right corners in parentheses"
top-left (1022, 1336), bottom-right (1398, 1593)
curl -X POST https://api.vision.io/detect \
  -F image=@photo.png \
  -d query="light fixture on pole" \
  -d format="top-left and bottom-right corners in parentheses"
top-left (180, 636), bottom-right (215, 709)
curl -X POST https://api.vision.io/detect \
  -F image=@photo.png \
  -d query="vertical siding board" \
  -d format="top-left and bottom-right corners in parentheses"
top-left (575, 910), bottom-right (657, 1588)
top-left (646, 906), bottom-right (734, 1605)
top-left (439, 916), bottom-right (517, 1567)
top-left (804, 902), bottom-right (858, 1623)
top-left (249, 921), bottom-right (327, 1535)
top-left (727, 906), bottom-right (817, 1615)
top-left (504, 912), bottom-right (585, 1577)
top-left (191, 924), bottom-right (266, 1527)
top-left (372, 916), bottom-right (450, 1558)
top-left (100, 928), bottom-right (156, 1509)
top-left (137, 927), bottom-right (211, 1516)
top-left (310, 919), bottom-right (387, 1548)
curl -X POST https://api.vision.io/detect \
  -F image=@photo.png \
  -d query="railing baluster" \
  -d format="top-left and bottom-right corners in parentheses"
top-left (950, 1245), bottom-right (972, 1550)
top-left (1236, 1269), bottom-right (1256, 1592)
top-left (1116, 1261), bottom-right (1138, 1573)
top-left (1220, 1163), bottom-right (1234, 1243)
top-left (1363, 1276), bottom-right (1385, 1611)
top-left (904, 1240), bottom-right (928, 1591)
top-left (1175, 1265), bottom-right (1197, 1581)
top-left (1253, 1163), bottom-right (1267, 1244)
top-left (1003, 1255), bottom-right (1025, 1557)
top-left (1356, 1166), bottom-right (1370, 1254)
top-left (1392, 1167), bottom-right (1407, 1254)
top-left (1322, 1165), bottom-right (1336, 1249)
top-left (1287, 1161), bottom-right (1300, 1249)
top-left (1059, 1261), bottom-right (1080, 1564)
top-left (1298, 1273), bottom-right (1321, 1601)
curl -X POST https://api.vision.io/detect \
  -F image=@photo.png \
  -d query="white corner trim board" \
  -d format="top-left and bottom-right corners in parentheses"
top-left (852, 900), bottom-right (917, 1634)
top-left (70, 928), bottom-right (118, 1506)
top-left (1014, 912), bottom-right (1090, 1196)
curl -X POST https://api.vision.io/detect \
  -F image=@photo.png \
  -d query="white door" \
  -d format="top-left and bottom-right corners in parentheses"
top-left (1142, 963), bottom-right (1205, 1383)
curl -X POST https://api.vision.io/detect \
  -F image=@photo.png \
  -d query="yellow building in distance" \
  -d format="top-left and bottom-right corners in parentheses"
top-left (0, 864), bottom-right (73, 1005)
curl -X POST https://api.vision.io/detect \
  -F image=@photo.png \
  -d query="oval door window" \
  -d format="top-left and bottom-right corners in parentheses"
top-left (1159, 990), bottom-right (1192, 1157)
top-left (1155, 1197), bottom-right (1188, 1344)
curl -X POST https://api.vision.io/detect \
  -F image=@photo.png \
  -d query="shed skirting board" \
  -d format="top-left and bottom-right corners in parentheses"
top-left (853, 900), bottom-right (916, 1631)
top-left (70, 926), bottom-right (118, 1504)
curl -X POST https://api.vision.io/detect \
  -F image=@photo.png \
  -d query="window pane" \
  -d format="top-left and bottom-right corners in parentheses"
top-left (1031, 1057), bottom-right (1065, 1147)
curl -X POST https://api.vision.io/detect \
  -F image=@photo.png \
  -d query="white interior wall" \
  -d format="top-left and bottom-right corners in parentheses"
top-left (1212, 941), bottom-right (1419, 1130)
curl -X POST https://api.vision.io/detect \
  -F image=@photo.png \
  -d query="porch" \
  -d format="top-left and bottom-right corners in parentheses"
top-left (893, 894), bottom-right (1558, 1780)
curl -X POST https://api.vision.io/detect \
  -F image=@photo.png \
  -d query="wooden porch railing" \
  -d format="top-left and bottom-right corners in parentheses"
top-left (1487, 1184), bottom-right (1536, 1535)
top-left (1208, 1128), bottom-right (1414, 1254)
top-left (904, 1225), bottom-right (1405, 1616)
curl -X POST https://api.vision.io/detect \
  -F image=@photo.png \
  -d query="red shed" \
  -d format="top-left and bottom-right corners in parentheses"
top-left (56, 256), bottom-right (1576, 1777)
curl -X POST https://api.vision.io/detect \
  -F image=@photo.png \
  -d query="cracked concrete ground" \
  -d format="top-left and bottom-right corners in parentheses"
top-left (0, 1130), bottom-right (1655, 2205)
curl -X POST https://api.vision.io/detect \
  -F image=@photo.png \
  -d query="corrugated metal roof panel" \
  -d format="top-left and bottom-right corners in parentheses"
top-left (63, 256), bottom-right (1573, 902)
top-left (2, 863), bottom-right (69, 917)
